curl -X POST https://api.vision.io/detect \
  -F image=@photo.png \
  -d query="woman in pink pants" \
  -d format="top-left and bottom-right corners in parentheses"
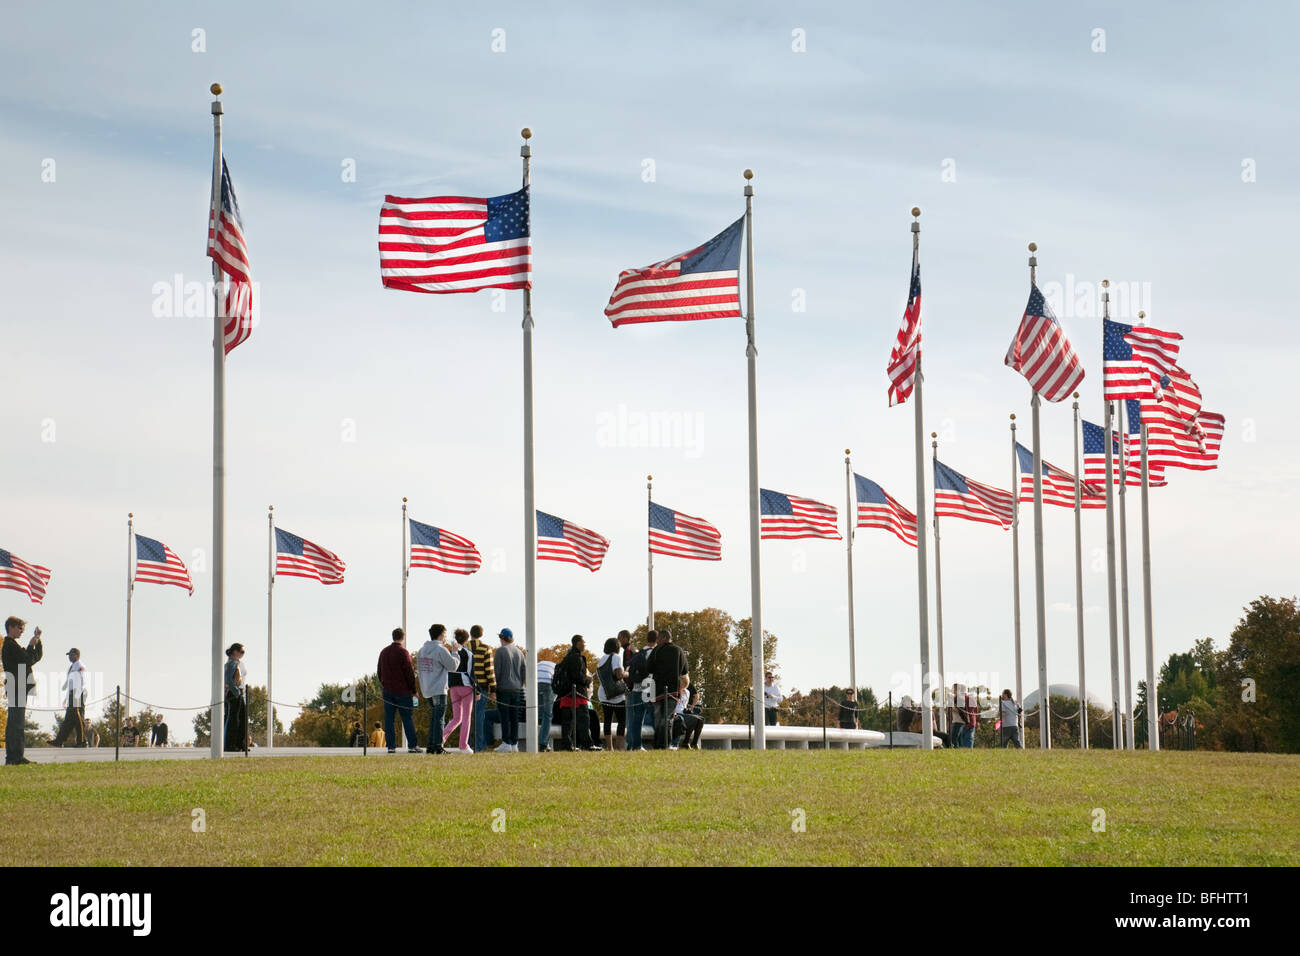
top-left (442, 629), bottom-right (476, 752)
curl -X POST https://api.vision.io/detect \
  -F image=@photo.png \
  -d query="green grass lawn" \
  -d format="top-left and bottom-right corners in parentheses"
top-left (2, 750), bottom-right (1298, 866)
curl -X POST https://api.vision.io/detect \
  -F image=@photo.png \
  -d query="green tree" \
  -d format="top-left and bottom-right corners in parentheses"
top-left (1213, 596), bottom-right (1300, 752)
top-left (192, 685), bottom-right (285, 747)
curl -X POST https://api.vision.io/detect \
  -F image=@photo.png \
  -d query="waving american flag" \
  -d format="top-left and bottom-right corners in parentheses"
top-left (886, 246), bottom-right (922, 406)
top-left (409, 519), bottom-right (482, 575)
top-left (0, 548), bottom-right (51, 604)
top-left (1014, 444), bottom-right (1105, 510)
top-left (605, 217), bottom-right (743, 327)
top-left (275, 528), bottom-right (346, 585)
top-left (760, 489), bottom-right (840, 540)
top-left (207, 158), bottom-right (254, 354)
top-left (649, 502), bottom-right (722, 561)
top-left (537, 511), bottom-right (610, 572)
top-left (1005, 284), bottom-right (1085, 402)
top-left (134, 533), bottom-right (194, 594)
top-left (933, 460), bottom-right (1014, 529)
top-left (853, 475), bottom-right (918, 547)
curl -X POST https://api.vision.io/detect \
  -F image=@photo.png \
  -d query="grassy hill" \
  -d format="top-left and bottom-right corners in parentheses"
top-left (2, 750), bottom-right (1297, 866)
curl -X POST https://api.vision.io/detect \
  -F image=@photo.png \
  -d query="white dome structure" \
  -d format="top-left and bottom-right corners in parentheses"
top-left (1022, 683), bottom-right (1106, 709)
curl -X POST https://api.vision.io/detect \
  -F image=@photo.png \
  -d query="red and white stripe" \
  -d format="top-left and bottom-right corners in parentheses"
top-left (1142, 408), bottom-right (1224, 471)
top-left (411, 528), bottom-right (482, 575)
top-left (1018, 461), bottom-right (1107, 510)
top-left (604, 252), bottom-right (740, 327)
top-left (886, 248), bottom-right (922, 406)
top-left (135, 543), bottom-right (194, 595)
top-left (0, 550), bottom-right (52, 604)
top-left (649, 508), bottom-right (722, 561)
top-left (761, 494), bottom-right (840, 541)
top-left (856, 498), bottom-right (918, 548)
top-left (936, 478), bottom-right (1016, 529)
top-left (1005, 287), bottom-right (1086, 402)
top-left (378, 195), bottom-right (530, 294)
top-left (1083, 444), bottom-right (1168, 488)
top-left (207, 159), bottom-right (254, 355)
top-left (276, 539), bottom-right (347, 585)
top-left (1104, 322), bottom-right (1182, 400)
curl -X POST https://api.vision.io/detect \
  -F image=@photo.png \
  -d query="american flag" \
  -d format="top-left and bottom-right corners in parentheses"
top-left (604, 218), bottom-right (743, 327)
top-left (379, 188), bottom-right (531, 294)
top-left (1004, 283), bottom-right (1085, 402)
top-left (649, 502), bottom-right (722, 561)
top-left (853, 475), bottom-right (917, 547)
top-left (134, 533), bottom-right (194, 594)
top-left (1081, 418), bottom-right (1168, 487)
top-left (1141, 403), bottom-right (1224, 471)
top-left (885, 246), bottom-right (922, 406)
top-left (760, 489), bottom-right (840, 540)
top-left (275, 528), bottom-right (346, 585)
top-left (207, 158), bottom-right (254, 354)
top-left (1014, 443), bottom-right (1105, 510)
top-left (1102, 318), bottom-right (1182, 400)
top-left (933, 460), bottom-right (1014, 529)
top-left (409, 519), bottom-right (481, 575)
top-left (537, 511), bottom-right (610, 572)
top-left (1146, 365), bottom-right (1203, 426)
top-left (0, 548), bottom-right (51, 604)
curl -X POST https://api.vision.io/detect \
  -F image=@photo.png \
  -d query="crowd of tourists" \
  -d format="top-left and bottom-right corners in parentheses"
top-left (375, 624), bottom-right (703, 753)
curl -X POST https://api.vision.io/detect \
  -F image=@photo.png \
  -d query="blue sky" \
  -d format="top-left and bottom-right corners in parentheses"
top-left (2, 1), bottom-right (1296, 738)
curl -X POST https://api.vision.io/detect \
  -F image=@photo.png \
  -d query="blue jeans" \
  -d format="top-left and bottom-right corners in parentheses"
top-left (537, 684), bottom-right (555, 748)
top-left (426, 694), bottom-right (447, 751)
top-left (383, 690), bottom-right (417, 750)
top-left (499, 688), bottom-right (523, 746)
top-left (626, 695), bottom-right (644, 749)
top-left (472, 692), bottom-right (488, 751)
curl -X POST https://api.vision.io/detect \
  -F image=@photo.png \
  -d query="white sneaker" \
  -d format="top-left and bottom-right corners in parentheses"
top-left (457, 746), bottom-right (474, 754)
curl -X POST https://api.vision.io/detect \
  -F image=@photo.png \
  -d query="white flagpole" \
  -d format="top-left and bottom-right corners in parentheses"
top-left (647, 476), bottom-right (654, 632)
top-left (208, 82), bottom-right (226, 760)
top-left (1117, 392), bottom-right (1134, 749)
top-left (520, 128), bottom-right (538, 755)
top-left (930, 432), bottom-right (946, 735)
top-left (266, 504), bottom-right (274, 749)
top-left (910, 208), bottom-right (933, 750)
top-left (844, 450), bottom-right (857, 696)
top-left (1072, 392), bottom-right (1088, 748)
top-left (1010, 414), bottom-right (1023, 715)
top-left (1101, 281), bottom-right (1121, 748)
top-left (1137, 312), bottom-right (1158, 751)
top-left (126, 513), bottom-right (134, 712)
top-left (401, 497), bottom-right (409, 641)
top-left (1028, 242), bottom-right (1050, 749)
top-left (743, 169), bottom-right (765, 751)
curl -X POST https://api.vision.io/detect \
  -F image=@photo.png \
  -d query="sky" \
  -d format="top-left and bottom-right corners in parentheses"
top-left (2, 1), bottom-right (1296, 740)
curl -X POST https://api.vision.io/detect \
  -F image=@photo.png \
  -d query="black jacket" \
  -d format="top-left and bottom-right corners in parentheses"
top-left (557, 648), bottom-right (591, 696)
top-left (2, 635), bottom-right (43, 706)
top-left (649, 642), bottom-right (687, 697)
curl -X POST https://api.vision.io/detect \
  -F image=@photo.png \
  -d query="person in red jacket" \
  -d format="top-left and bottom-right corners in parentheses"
top-left (377, 627), bottom-right (420, 753)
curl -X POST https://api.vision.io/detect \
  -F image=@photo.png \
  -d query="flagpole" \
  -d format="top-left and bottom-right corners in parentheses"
top-left (401, 497), bottom-right (409, 641)
top-left (1010, 414), bottom-right (1023, 715)
top-left (646, 475), bottom-right (654, 632)
top-left (1028, 242), bottom-right (1050, 749)
top-left (208, 82), bottom-right (226, 760)
top-left (930, 432), bottom-right (946, 736)
top-left (1072, 392), bottom-right (1088, 748)
top-left (844, 450), bottom-right (857, 696)
top-left (520, 128), bottom-right (539, 755)
top-left (1101, 281), bottom-right (1121, 748)
top-left (266, 504), bottom-right (274, 750)
top-left (910, 208), bottom-right (933, 750)
top-left (1117, 392), bottom-right (1134, 749)
top-left (125, 513), bottom-right (134, 711)
top-left (743, 168), bottom-right (765, 751)
top-left (1137, 312), bottom-right (1158, 751)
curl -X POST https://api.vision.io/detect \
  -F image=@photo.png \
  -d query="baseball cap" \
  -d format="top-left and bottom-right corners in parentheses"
top-left (67, 647), bottom-right (80, 657)
top-left (498, 627), bottom-right (513, 640)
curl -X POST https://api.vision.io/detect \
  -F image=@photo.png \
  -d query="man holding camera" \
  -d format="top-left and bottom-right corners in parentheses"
top-left (3, 616), bottom-right (44, 765)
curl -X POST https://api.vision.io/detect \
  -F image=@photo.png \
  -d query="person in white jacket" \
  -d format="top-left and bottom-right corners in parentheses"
top-left (415, 624), bottom-right (459, 755)
top-left (52, 647), bottom-right (87, 747)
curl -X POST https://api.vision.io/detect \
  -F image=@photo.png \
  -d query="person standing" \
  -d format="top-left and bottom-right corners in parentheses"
top-left (493, 627), bottom-right (525, 753)
top-left (946, 683), bottom-right (967, 750)
top-left (52, 647), bottom-right (87, 747)
top-left (649, 629), bottom-right (687, 750)
top-left (596, 636), bottom-right (627, 750)
top-left (378, 628), bottom-right (420, 754)
top-left (838, 688), bottom-right (859, 731)
top-left (763, 672), bottom-right (782, 726)
top-left (467, 625), bottom-right (497, 753)
top-left (999, 689), bottom-right (1023, 749)
top-left (222, 643), bottom-right (247, 752)
top-left (535, 653), bottom-right (555, 751)
top-left (150, 715), bottom-right (169, 747)
top-left (415, 624), bottom-right (459, 754)
top-left (622, 630), bottom-right (647, 751)
top-left (554, 635), bottom-right (594, 750)
top-left (3, 617), bottom-right (43, 765)
top-left (441, 628), bottom-right (475, 753)
top-left (368, 721), bottom-right (385, 748)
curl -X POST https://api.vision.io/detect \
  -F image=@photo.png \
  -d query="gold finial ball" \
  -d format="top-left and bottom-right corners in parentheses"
top-left (911, 206), bottom-right (921, 218)
top-left (1073, 391), bottom-right (1079, 399)
top-left (402, 497), bottom-right (408, 503)
top-left (844, 448), bottom-right (851, 455)
top-left (743, 169), bottom-right (754, 180)
top-left (1028, 242), bottom-right (1038, 252)
top-left (1138, 310), bottom-right (1146, 319)
top-left (129, 512), bottom-right (134, 518)
top-left (521, 127), bottom-right (532, 140)
top-left (1010, 413), bottom-right (1016, 421)
top-left (647, 474), bottom-right (653, 481)
top-left (210, 83), bottom-right (222, 96)
top-left (931, 431), bottom-right (937, 438)
top-left (1102, 279), bottom-right (1110, 288)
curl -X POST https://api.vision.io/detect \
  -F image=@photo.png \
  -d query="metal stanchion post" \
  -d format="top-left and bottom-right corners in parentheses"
top-left (114, 685), bottom-right (121, 762)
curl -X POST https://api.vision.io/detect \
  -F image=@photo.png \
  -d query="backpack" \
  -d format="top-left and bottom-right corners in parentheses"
top-left (551, 657), bottom-right (574, 698)
top-left (626, 648), bottom-right (650, 691)
top-left (597, 656), bottom-right (624, 699)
